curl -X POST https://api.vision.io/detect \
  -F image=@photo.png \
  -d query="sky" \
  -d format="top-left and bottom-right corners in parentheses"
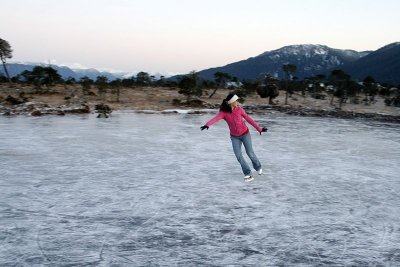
top-left (1, 0), bottom-right (399, 76)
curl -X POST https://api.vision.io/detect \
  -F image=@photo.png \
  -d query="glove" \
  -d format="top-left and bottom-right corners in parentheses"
top-left (200, 125), bottom-right (209, 131)
top-left (260, 127), bottom-right (268, 135)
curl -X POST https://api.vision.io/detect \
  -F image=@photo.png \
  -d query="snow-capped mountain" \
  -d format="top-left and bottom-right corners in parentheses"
top-left (1, 63), bottom-right (121, 81)
top-left (1, 63), bottom-right (166, 81)
top-left (72, 68), bottom-right (119, 81)
top-left (197, 44), bottom-right (370, 81)
top-left (4, 63), bottom-right (77, 80)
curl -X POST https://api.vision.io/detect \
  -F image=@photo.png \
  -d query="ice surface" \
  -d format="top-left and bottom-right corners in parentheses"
top-left (0, 112), bottom-right (400, 266)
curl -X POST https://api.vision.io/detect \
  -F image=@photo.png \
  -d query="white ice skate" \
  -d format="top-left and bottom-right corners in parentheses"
top-left (244, 175), bottom-right (254, 182)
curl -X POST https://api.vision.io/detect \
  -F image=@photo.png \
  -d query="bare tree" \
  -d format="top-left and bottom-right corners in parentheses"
top-left (329, 69), bottom-right (351, 109)
top-left (209, 72), bottom-right (231, 98)
top-left (282, 64), bottom-right (297, 105)
top-left (256, 74), bottom-right (280, 104)
top-left (178, 71), bottom-right (202, 101)
top-left (95, 76), bottom-right (109, 101)
top-left (0, 38), bottom-right (13, 83)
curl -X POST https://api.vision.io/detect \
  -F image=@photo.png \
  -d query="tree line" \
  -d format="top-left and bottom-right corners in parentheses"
top-left (1, 37), bottom-right (399, 108)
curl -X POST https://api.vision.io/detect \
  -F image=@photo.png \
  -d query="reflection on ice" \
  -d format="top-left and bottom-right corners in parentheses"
top-left (0, 113), bottom-right (399, 265)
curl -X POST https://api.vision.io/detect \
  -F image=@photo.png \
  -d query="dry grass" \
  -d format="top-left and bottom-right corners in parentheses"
top-left (1, 83), bottom-right (399, 116)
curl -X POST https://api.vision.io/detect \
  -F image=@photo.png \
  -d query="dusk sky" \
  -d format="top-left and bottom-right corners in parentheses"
top-left (1, 0), bottom-right (399, 75)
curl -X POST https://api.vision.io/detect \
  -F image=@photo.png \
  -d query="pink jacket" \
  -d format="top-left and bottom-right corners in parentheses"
top-left (205, 107), bottom-right (263, 136)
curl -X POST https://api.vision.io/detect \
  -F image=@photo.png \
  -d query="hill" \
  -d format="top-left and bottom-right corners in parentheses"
top-left (1, 63), bottom-right (119, 81)
top-left (342, 42), bottom-right (400, 84)
top-left (195, 42), bottom-right (400, 84)
top-left (197, 44), bottom-right (369, 81)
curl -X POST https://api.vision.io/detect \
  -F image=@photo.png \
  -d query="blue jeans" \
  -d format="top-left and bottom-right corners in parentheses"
top-left (230, 133), bottom-right (261, 176)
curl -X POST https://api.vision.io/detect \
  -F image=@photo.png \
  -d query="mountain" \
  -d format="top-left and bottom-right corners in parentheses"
top-left (341, 42), bottom-right (400, 84)
top-left (3, 63), bottom-right (76, 80)
top-left (72, 68), bottom-right (118, 81)
top-left (197, 44), bottom-right (369, 81)
top-left (1, 63), bottom-right (119, 81)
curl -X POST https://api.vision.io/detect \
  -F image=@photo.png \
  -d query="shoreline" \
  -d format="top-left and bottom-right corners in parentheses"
top-left (1, 86), bottom-right (399, 123)
top-left (1, 102), bottom-right (400, 123)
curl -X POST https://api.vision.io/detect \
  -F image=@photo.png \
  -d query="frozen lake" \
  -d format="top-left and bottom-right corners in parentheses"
top-left (1, 111), bottom-right (400, 266)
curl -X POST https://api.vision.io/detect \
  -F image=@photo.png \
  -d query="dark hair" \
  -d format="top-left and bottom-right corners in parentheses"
top-left (219, 93), bottom-right (235, 112)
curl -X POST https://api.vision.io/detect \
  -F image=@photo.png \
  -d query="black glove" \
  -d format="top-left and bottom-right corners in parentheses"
top-left (260, 127), bottom-right (268, 135)
top-left (200, 125), bottom-right (209, 131)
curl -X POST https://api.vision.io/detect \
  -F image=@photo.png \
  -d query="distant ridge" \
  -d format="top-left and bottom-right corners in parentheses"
top-left (196, 42), bottom-right (400, 84)
top-left (1, 63), bottom-right (120, 81)
top-left (341, 42), bottom-right (400, 84)
top-left (197, 44), bottom-right (369, 81)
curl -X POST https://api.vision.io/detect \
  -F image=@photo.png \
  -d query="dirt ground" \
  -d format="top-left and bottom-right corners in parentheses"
top-left (1, 83), bottom-right (399, 116)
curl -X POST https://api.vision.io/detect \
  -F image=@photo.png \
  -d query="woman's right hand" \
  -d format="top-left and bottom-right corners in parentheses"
top-left (200, 125), bottom-right (209, 131)
top-left (260, 127), bottom-right (268, 135)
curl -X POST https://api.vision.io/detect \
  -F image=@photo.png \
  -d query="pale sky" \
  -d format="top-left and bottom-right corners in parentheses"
top-left (1, 0), bottom-right (399, 75)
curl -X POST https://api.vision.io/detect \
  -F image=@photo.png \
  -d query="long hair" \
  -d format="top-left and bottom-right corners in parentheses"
top-left (219, 93), bottom-right (236, 113)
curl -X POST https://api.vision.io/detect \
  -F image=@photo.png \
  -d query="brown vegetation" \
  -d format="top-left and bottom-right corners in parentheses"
top-left (1, 83), bottom-right (399, 119)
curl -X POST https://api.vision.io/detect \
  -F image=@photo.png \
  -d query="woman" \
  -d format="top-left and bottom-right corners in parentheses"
top-left (200, 93), bottom-right (268, 182)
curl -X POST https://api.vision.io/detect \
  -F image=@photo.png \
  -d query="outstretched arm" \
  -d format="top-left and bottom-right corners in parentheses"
top-left (241, 108), bottom-right (265, 133)
top-left (201, 112), bottom-right (225, 130)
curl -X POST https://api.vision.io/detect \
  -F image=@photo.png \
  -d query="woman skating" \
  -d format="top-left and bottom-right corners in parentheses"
top-left (200, 94), bottom-right (268, 182)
